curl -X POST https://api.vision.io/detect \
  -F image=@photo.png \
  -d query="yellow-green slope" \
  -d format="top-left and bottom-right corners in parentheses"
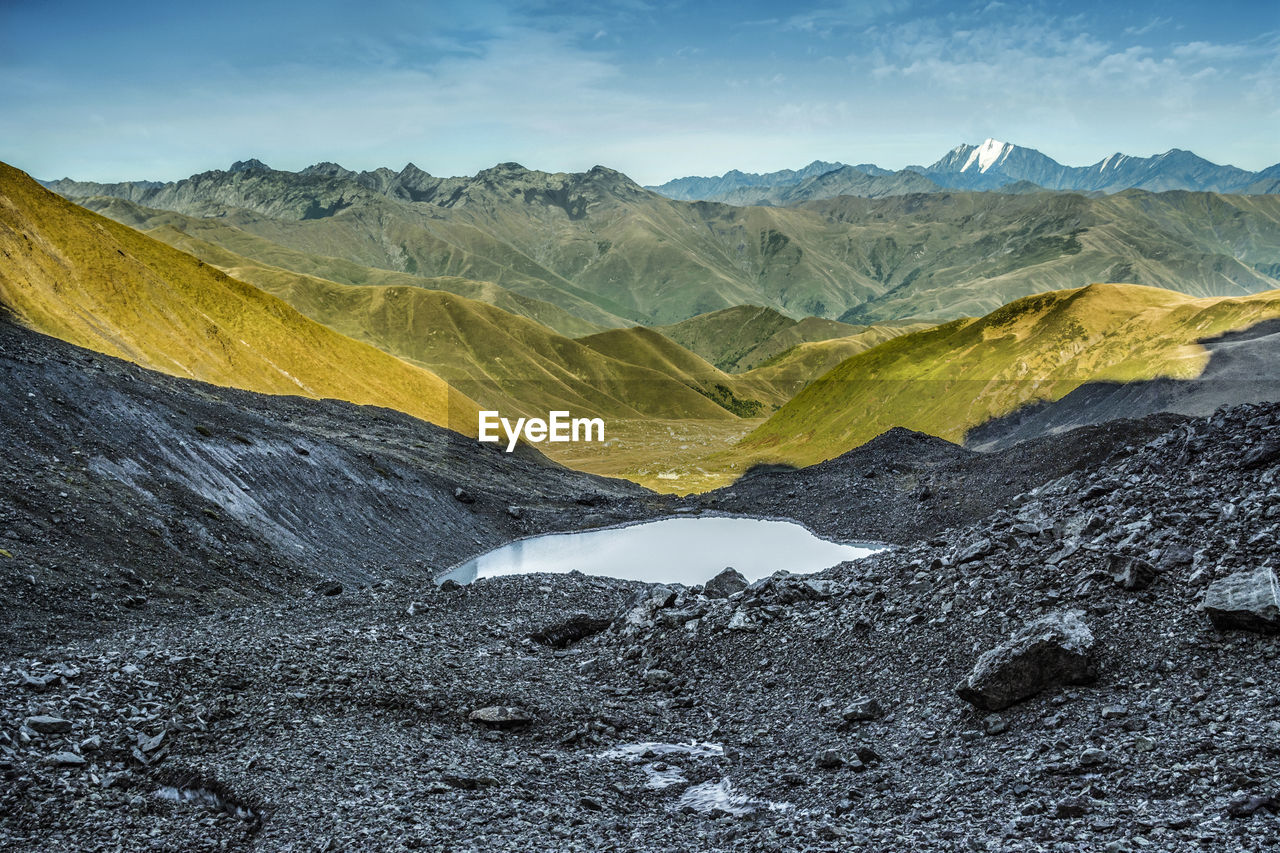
top-left (726, 282), bottom-right (1280, 469)
top-left (741, 323), bottom-right (934, 396)
top-left (81, 196), bottom-right (612, 338)
top-left (135, 233), bottom-right (745, 422)
top-left (0, 162), bottom-right (477, 433)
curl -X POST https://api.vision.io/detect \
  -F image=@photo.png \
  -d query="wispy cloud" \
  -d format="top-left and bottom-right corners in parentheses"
top-left (0, 0), bottom-right (1275, 183)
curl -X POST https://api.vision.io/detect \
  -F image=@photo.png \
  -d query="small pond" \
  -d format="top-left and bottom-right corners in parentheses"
top-left (436, 516), bottom-right (883, 587)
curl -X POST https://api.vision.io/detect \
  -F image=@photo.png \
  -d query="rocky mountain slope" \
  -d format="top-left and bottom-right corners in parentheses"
top-left (645, 160), bottom-right (848, 200)
top-left (3, 332), bottom-right (1278, 848)
top-left (691, 167), bottom-right (941, 207)
top-left (0, 315), bottom-right (660, 653)
top-left (45, 160), bottom-right (1280, 327)
top-left (914, 140), bottom-right (1275, 194)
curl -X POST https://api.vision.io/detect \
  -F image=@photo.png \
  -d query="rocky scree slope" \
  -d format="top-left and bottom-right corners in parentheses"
top-left (2, 401), bottom-right (1279, 851)
top-left (0, 316), bottom-right (658, 652)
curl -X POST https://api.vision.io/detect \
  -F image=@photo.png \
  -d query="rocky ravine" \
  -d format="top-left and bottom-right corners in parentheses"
top-left (3, 319), bottom-right (1280, 850)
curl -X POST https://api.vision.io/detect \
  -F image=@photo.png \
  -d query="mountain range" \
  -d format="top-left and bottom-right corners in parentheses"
top-left (12, 150), bottom-right (1280, 492)
top-left (43, 158), bottom-right (1280, 329)
top-left (648, 140), bottom-right (1280, 202)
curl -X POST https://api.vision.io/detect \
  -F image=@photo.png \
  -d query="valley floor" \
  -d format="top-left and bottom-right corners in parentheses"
top-left (4, 388), bottom-right (1280, 850)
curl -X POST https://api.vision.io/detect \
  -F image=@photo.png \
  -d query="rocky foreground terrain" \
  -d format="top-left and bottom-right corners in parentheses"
top-left (3, 318), bottom-right (1280, 851)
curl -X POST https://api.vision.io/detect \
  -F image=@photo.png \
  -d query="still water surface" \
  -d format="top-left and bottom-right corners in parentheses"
top-left (437, 516), bottom-right (882, 586)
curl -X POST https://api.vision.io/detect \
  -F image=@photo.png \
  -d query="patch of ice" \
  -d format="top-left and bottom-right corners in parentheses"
top-left (641, 763), bottom-right (688, 790)
top-left (155, 786), bottom-right (257, 822)
top-left (677, 778), bottom-right (792, 816)
top-left (601, 741), bottom-right (724, 762)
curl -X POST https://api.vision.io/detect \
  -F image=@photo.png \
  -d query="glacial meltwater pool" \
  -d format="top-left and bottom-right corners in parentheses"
top-left (436, 516), bottom-right (883, 587)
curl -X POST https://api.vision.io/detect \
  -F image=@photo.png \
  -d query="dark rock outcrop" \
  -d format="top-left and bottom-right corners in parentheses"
top-left (956, 611), bottom-right (1097, 710)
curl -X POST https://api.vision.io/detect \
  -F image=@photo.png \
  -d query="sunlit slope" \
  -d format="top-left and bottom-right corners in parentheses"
top-left (728, 283), bottom-right (1280, 468)
top-left (655, 305), bottom-right (868, 372)
top-left (741, 323), bottom-right (934, 395)
top-left (81, 196), bottom-right (612, 337)
top-left (0, 162), bottom-right (477, 433)
top-left (129, 233), bottom-right (746, 421)
top-left (577, 326), bottom-right (789, 412)
top-left (814, 191), bottom-right (1280, 324)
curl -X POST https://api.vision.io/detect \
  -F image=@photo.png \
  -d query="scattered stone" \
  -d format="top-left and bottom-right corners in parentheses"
top-left (840, 698), bottom-right (883, 722)
top-left (643, 668), bottom-right (674, 686)
top-left (956, 611), bottom-right (1097, 711)
top-left (815, 749), bottom-right (844, 769)
top-left (468, 706), bottom-right (534, 728)
top-left (1109, 555), bottom-right (1157, 591)
top-left (452, 487), bottom-right (475, 504)
top-left (17, 670), bottom-right (61, 691)
top-left (953, 537), bottom-right (993, 564)
top-left (1202, 568), bottom-right (1280, 634)
top-left (442, 773), bottom-right (498, 790)
top-left (312, 580), bottom-right (343, 596)
top-left (24, 716), bottom-right (73, 735)
top-left (439, 579), bottom-right (464, 592)
top-left (704, 567), bottom-right (748, 599)
top-left (1226, 794), bottom-right (1279, 818)
top-left (982, 715), bottom-right (1008, 736)
top-left (44, 752), bottom-right (86, 767)
top-left (1240, 439), bottom-right (1280, 471)
top-left (1080, 748), bottom-right (1108, 767)
top-left (1054, 797), bottom-right (1090, 819)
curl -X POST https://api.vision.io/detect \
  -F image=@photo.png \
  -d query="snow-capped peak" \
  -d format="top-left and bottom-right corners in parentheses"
top-left (961, 138), bottom-right (1012, 173)
top-left (1099, 153), bottom-right (1128, 172)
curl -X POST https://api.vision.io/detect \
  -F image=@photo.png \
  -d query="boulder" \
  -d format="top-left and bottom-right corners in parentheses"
top-left (531, 613), bottom-right (612, 648)
top-left (953, 537), bottom-right (993, 565)
top-left (704, 568), bottom-right (748, 599)
top-left (468, 706), bottom-right (533, 728)
top-left (1241, 439), bottom-right (1280, 471)
top-left (24, 716), bottom-right (72, 735)
top-left (1109, 555), bottom-right (1157, 591)
top-left (840, 698), bottom-right (883, 722)
top-left (1202, 568), bottom-right (1280, 634)
top-left (956, 611), bottom-right (1096, 711)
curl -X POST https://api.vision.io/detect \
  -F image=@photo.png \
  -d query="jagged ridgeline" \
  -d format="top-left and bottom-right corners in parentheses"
top-left (45, 158), bottom-right (1280, 328)
top-left (0, 163), bottom-right (479, 434)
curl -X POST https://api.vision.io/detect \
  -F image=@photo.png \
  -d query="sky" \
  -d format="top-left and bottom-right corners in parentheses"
top-left (2, 0), bottom-right (1277, 185)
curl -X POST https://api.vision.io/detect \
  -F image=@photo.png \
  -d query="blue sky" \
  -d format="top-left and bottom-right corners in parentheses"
top-left (2, 0), bottom-right (1277, 183)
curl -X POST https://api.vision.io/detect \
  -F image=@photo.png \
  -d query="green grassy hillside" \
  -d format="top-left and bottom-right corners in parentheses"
top-left (720, 283), bottom-right (1280, 472)
top-left (655, 305), bottom-right (872, 372)
top-left (81, 196), bottom-right (614, 337)
top-left (0, 162), bottom-right (477, 433)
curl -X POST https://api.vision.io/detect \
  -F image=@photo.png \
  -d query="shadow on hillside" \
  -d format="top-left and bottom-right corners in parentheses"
top-left (966, 317), bottom-right (1280, 451)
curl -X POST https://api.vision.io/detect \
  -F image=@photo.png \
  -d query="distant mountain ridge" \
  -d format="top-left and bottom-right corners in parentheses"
top-left (645, 160), bottom-right (847, 201)
top-left (42, 159), bottom-right (1280, 328)
top-left (650, 140), bottom-right (1280, 202)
